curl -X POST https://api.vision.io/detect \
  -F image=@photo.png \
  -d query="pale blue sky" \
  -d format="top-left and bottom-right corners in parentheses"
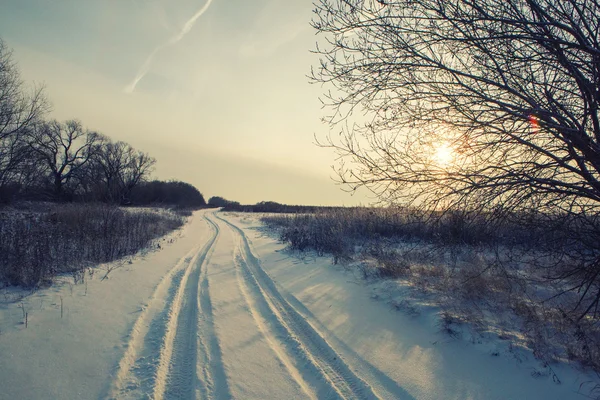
top-left (0, 0), bottom-right (369, 205)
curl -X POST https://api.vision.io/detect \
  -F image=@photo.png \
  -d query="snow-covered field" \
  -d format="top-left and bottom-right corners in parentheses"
top-left (0, 209), bottom-right (596, 399)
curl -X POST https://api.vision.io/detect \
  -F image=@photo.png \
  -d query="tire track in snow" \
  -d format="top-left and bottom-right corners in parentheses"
top-left (108, 213), bottom-right (227, 400)
top-left (155, 214), bottom-right (221, 400)
top-left (107, 244), bottom-right (201, 400)
top-left (195, 215), bottom-right (232, 400)
top-left (214, 212), bottom-right (381, 400)
top-left (211, 215), bottom-right (320, 399)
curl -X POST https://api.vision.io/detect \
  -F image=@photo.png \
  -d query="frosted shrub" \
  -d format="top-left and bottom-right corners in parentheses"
top-left (0, 203), bottom-right (184, 287)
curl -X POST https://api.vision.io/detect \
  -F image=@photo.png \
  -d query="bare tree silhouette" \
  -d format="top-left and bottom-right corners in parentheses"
top-left (90, 140), bottom-right (156, 204)
top-left (0, 39), bottom-right (48, 199)
top-left (28, 120), bottom-right (100, 200)
top-left (311, 0), bottom-right (600, 318)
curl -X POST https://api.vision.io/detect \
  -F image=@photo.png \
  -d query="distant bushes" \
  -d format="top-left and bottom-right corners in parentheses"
top-left (207, 199), bottom-right (330, 213)
top-left (131, 180), bottom-right (206, 208)
top-left (0, 203), bottom-right (185, 287)
top-left (222, 201), bottom-right (328, 213)
top-left (207, 196), bottom-right (240, 208)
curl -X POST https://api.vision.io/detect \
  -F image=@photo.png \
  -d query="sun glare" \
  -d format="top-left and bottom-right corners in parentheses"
top-left (433, 143), bottom-right (454, 166)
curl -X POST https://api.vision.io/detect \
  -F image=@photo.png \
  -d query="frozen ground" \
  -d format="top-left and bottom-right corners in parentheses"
top-left (0, 209), bottom-right (597, 399)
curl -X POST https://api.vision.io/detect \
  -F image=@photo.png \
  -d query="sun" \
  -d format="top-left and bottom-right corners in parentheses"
top-left (433, 142), bottom-right (454, 166)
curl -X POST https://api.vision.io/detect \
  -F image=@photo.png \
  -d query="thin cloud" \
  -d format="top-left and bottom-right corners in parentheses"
top-left (125, 0), bottom-right (215, 93)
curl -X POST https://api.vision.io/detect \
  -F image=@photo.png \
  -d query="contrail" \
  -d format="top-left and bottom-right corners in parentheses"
top-left (125, 0), bottom-right (215, 93)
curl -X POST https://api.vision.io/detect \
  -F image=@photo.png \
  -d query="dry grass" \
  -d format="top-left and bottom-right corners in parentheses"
top-left (263, 207), bottom-right (600, 375)
top-left (0, 203), bottom-right (185, 287)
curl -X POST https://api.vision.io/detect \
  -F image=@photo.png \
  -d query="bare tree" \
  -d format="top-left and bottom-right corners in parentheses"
top-left (312, 0), bottom-right (600, 317)
top-left (90, 140), bottom-right (155, 204)
top-left (0, 38), bottom-right (47, 199)
top-left (120, 148), bottom-right (155, 203)
top-left (28, 120), bottom-right (100, 200)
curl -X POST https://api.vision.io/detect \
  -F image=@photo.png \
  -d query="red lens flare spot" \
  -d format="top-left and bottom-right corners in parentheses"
top-left (529, 114), bottom-right (539, 132)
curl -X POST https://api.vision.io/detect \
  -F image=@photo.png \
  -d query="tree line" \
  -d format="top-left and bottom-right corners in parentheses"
top-left (0, 39), bottom-right (205, 208)
top-left (212, 198), bottom-right (329, 213)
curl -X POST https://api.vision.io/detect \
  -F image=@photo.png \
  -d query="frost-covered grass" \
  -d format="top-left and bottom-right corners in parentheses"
top-left (0, 203), bottom-right (185, 287)
top-left (263, 208), bottom-right (600, 376)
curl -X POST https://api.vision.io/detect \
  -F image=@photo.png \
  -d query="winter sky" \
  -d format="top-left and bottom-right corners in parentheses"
top-left (0, 0), bottom-right (369, 205)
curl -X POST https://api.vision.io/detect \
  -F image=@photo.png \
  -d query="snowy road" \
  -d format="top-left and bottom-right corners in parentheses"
top-left (0, 210), bottom-right (593, 399)
top-left (109, 211), bottom-right (380, 400)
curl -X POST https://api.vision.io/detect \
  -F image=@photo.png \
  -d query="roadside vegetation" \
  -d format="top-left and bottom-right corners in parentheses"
top-left (299, 0), bottom-right (600, 388)
top-left (0, 38), bottom-right (206, 288)
top-left (0, 203), bottom-right (185, 287)
top-left (263, 207), bottom-right (600, 377)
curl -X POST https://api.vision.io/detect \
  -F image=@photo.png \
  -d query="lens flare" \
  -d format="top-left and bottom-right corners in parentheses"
top-left (434, 143), bottom-right (454, 166)
top-left (529, 114), bottom-right (539, 133)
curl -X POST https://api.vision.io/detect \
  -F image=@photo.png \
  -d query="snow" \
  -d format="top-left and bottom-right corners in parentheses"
top-left (0, 209), bottom-right (597, 399)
